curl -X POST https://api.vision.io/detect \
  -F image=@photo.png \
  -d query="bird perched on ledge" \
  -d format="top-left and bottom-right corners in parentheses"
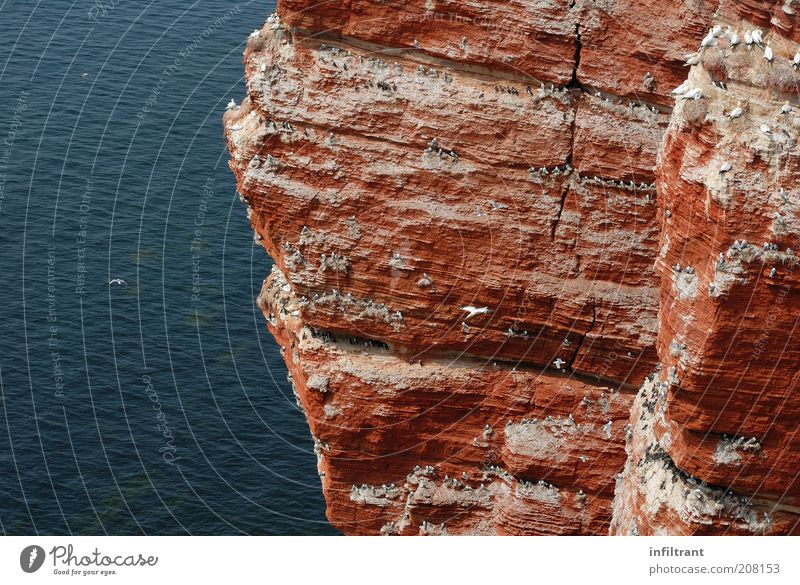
top-left (699, 25), bottom-right (721, 49)
top-left (671, 80), bottom-right (691, 96)
top-left (681, 88), bottom-right (703, 100)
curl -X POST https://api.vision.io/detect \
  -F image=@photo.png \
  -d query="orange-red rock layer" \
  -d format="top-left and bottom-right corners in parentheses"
top-left (260, 267), bottom-right (633, 534)
top-left (610, 378), bottom-right (800, 535)
top-left (225, 0), bottom-right (800, 535)
top-left (649, 13), bottom-right (800, 504)
top-left (228, 27), bottom-right (665, 386)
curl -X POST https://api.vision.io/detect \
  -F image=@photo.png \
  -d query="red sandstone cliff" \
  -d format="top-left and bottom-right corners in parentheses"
top-left (226, 0), bottom-right (800, 535)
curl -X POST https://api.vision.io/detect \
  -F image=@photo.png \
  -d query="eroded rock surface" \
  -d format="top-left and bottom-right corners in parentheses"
top-left (226, 1), bottom-right (800, 534)
top-left (610, 5), bottom-right (800, 534)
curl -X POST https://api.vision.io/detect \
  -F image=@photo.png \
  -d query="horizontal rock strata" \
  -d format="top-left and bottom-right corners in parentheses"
top-left (226, 0), bottom-right (800, 534)
top-left (611, 4), bottom-right (800, 534)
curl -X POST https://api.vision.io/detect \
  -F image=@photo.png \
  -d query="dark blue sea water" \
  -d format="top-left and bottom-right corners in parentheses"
top-left (0, 0), bottom-right (335, 535)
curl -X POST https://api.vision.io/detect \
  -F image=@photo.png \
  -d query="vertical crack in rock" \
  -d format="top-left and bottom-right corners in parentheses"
top-left (553, 24), bottom-right (582, 243)
top-left (568, 303), bottom-right (596, 372)
top-left (570, 24), bottom-right (582, 88)
top-left (550, 180), bottom-right (570, 242)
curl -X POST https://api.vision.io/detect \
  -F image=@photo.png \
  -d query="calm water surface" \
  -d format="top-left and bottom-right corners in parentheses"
top-left (0, 0), bottom-right (335, 535)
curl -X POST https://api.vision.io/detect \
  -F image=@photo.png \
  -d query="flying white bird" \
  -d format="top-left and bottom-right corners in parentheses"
top-left (109, 278), bottom-right (127, 286)
top-left (682, 88), bottom-right (703, 100)
top-left (728, 106), bottom-right (743, 118)
top-left (765, 45), bottom-right (774, 62)
top-left (720, 162), bottom-right (732, 173)
top-left (226, 99), bottom-right (237, 110)
top-left (553, 358), bottom-right (566, 369)
top-left (461, 306), bottom-right (490, 320)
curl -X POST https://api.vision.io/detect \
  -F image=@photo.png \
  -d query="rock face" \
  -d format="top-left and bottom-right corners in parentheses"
top-left (612, 4), bottom-right (800, 535)
top-left (226, 1), bottom-right (800, 534)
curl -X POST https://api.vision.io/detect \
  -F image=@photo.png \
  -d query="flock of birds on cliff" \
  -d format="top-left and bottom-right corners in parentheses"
top-left (684, 23), bottom-right (800, 72)
top-left (673, 23), bottom-right (800, 106)
top-left (667, 21), bottom-right (797, 285)
top-left (232, 14), bottom-right (797, 375)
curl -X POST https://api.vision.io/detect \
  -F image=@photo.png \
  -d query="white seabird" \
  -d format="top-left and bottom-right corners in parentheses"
top-left (745, 31), bottom-right (753, 47)
top-left (685, 52), bottom-right (701, 66)
top-left (720, 162), bottom-right (732, 173)
top-left (671, 80), bottom-right (691, 95)
top-left (682, 87), bottom-right (703, 100)
top-left (109, 278), bottom-right (127, 286)
top-left (752, 29), bottom-right (763, 46)
top-left (728, 106), bottom-right (743, 119)
top-left (700, 29), bottom-right (717, 49)
top-left (226, 99), bottom-right (237, 110)
top-left (794, 51), bottom-right (800, 66)
top-left (729, 31), bottom-right (739, 47)
top-left (765, 45), bottom-right (774, 62)
top-left (461, 306), bottom-right (490, 320)
top-left (553, 358), bottom-right (566, 369)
